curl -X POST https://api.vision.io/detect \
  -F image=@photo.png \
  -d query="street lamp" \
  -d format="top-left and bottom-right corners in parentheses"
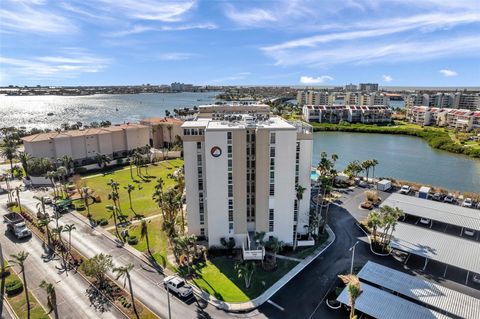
top-left (164, 278), bottom-right (173, 319)
top-left (349, 241), bottom-right (360, 274)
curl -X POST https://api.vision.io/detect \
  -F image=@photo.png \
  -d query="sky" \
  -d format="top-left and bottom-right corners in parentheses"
top-left (0, 0), bottom-right (479, 86)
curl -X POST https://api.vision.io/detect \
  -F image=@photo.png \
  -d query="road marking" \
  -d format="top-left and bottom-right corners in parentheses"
top-left (267, 300), bottom-right (284, 311)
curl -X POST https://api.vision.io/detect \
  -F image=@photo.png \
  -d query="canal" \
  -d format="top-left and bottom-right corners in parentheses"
top-left (313, 132), bottom-right (480, 192)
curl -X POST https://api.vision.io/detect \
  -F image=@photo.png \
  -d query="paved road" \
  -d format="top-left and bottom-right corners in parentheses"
top-left (0, 197), bottom-right (125, 319)
top-left (18, 190), bottom-right (260, 319)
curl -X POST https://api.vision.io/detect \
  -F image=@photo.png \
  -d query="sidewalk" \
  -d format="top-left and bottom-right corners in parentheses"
top-left (193, 225), bottom-right (336, 312)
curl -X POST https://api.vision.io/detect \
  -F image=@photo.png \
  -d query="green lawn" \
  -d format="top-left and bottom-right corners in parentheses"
top-left (81, 159), bottom-right (183, 224)
top-left (189, 257), bottom-right (298, 303)
top-left (4, 262), bottom-right (49, 319)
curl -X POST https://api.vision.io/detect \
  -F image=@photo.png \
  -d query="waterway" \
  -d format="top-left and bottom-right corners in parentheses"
top-left (0, 92), bottom-right (220, 130)
top-left (313, 132), bottom-right (480, 192)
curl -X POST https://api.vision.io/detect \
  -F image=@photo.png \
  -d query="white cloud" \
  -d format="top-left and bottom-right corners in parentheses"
top-left (157, 53), bottom-right (195, 61)
top-left (439, 69), bottom-right (458, 77)
top-left (300, 75), bottom-right (333, 84)
top-left (0, 51), bottom-right (110, 78)
top-left (98, 0), bottom-right (196, 22)
top-left (224, 5), bottom-right (276, 26)
top-left (0, 2), bottom-right (77, 34)
top-left (264, 36), bottom-right (480, 67)
top-left (382, 75), bottom-right (393, 82)
top-left (107, 23), bottom-right (217, 37)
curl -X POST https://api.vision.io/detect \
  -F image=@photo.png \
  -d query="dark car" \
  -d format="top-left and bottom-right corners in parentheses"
top-left (432, 192), bottom-right (444, 201)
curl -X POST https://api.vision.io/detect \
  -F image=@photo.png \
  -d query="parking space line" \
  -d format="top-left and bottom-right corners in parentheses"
top-left (267, 300), bottom-right (284, 311)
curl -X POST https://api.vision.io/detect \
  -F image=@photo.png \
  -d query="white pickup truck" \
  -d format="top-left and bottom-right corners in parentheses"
top-left (4, 212), bottom-right (32, 239)
top-left (163, 276), bottom-right (193, 298)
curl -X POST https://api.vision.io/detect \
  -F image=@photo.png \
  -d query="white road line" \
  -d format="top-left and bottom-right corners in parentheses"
top-left (267, 300), bottom-right (284, 311)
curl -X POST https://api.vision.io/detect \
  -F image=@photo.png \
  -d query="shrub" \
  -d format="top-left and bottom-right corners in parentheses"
top-left (0, 269), bottom-right (11, 278)
top-left (6, 202), bottom-right (16, 208)
top-left (116, 158), bottom-right (123, 165)
top-left (5, 279), bottom-right (24, 296)
top-left (74, 167), bottom-right (88, 174)
top-left (97, 218), bottom-right (108, 226)
top-left (127, 236), bottom-right (138, 245)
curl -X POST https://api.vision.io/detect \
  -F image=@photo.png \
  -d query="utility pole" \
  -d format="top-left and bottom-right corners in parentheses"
top-left (349, 241), bottom-right (360, 274)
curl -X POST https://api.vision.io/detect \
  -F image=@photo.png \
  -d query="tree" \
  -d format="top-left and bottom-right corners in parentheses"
top-left (11, 186), bottom-right (22, 213)
top-left (9, 251), bottom-right (30, 319)
top-left (56, 166), bottom-right (68, 198)
top-left (234, 262), bottom-right (255, 289)
top-left (366, 210), bottom-right (383, 244)
top-left (80, 254), bottom-right (113, 288)
top-left (370, 159), bottom-right (379, 183)
top-left (173, 235), bottom-right (197, 275)
top-left (46, 171), bottom-right (58, 198)
top-left (39, 281), bottom-right (58, 319)
top-left (38, 217), bottom-right (52, 247)
top-left (316, 152), bottom-right (338, 235)
top-left (140, 220), bottom-right (152, 256)
top-left (113, 264), bottom-right (139, 319)
top-left (59, 155), bottom-right (74, 174)
top-left (152, 178), bottom-right (165, 220)
top-left (293, 185), bottom-right (306, 250)
top-left (95, 153), bottom-right (111, 171)
top-left (18, 152), bottom-right (31, 177)
top-left (172, 170), bottom-right (186, 234)
top-left (268, 237), bottom-right (284, 267)
top-left (35, 195), bottom-right (47, 219)
top-left (124, 184), bottom-right (136, 213)
top-left (338, 274), bottom-right (362, 319)
top-left (63, 224), bottom-right (76, 256)
top-left (106, 205), bottom-right (121, 241)
top-left (1, 138), bottom-right (17, 176)
top-left (344, 160), bottom-right (363, 179)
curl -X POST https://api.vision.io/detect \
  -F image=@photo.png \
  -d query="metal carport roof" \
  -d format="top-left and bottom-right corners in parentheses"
top-left (358, 261), bottom-right (480, 319)
top-left (382, 193), bottom-right (480, 231)
top-left (390, 223), bottom-right (480, 274)
top-left (337, 282), bottom-right (449, 319)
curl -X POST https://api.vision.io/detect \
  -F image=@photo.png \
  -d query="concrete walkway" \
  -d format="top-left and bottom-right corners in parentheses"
top-left (265, 252), bottom-right (303, 262)
top-left (193, 225), bottom-right (336, 312)
top-left (104, 213), bottom-right (163, 231)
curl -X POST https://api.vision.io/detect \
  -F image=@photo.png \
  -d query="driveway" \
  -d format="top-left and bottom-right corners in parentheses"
top-left (0, 197), bottom-right (125, 319)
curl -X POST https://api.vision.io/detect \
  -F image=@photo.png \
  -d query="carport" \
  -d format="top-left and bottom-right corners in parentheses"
top-left (390, 223), bottom-right (480, 284)
top-left (337, 282), bottom-right (449, 319)
top-left (382, 193), bottom-right (480, 238)
top-left (357, 261), bottom-right (480, 319)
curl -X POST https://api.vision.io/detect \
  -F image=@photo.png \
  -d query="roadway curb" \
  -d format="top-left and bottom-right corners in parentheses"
top-left (3, 298), bottom-right (19, 319)
top-left (192, 225), bottom-right (336, 312)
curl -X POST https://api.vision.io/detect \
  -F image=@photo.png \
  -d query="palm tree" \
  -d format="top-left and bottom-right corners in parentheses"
top-left (106, 205), bottom-right (122, 241)
top-left (39, 281), bottom-right (58, 319)
top-left (128, 157), bottom-right (134, 180)
top-left (9, 251), bottom-right (30, 319)
top-left (113, 264), bottom-right (139, 319)
top-left (60, 155), bottom-right (74, 174)
top-left (63, 224), bottom-right (76, 256)
top-left (46, 171), bottom-right (58, 198)
top-left (52, 225), bottom-right (64, 247)
top-left (56, 166), bottom-right (68, 198)
top-left (338, 274), bottom-right (362, 319)
top-left (366, 210), bottom-right (383, 244)
top-left (172, 171), bottom-right (186, 233)
top-left (370, 159), bottom-right (379, 184)
top-left (81, 186), bottom-right (91, 218)
top-left (18, 152), bottom-right (31, 177)
top-left (361, 160), bottom-right (372, 183)
top-left (344, 160), bottom-right (363, 180)
top-left (234, 261), bottom-right (255, 289)
top-left (38, 217), bottom-right (52, 247)
top-left (269, 237), bottom-right (284, 267)
top-left (1, 138), bottom-right (17, 176)
top-left (152, 178), bottom-right (165, 219)
top-left (35, 195), bottom-right (47, 218)
top-left (173, 235), bottom-right (197, 275)
top-left (140, 220), bottom-right (152, 256)
top-left (124, 184), bottom-right (136, 211)
top-left (293, 185), bottom-right (306, 250)
top-left (95, 153), bottom-right (111, 171)
top-left (12, 186), bottom-right (22, 213)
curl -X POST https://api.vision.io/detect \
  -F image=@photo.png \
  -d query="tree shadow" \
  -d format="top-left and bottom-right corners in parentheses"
top-left (85, 284), bottom-right (112, 313)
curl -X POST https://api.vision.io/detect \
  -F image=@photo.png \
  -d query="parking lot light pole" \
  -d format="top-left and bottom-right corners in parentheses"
top-left (349, 241), bottom-right (360, 274)
top-left (165, 279), bottom-right (172, 319)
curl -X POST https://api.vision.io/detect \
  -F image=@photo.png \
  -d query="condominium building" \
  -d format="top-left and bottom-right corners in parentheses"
top-left (359, 83), bottom-right (379, 92)
top-left (458, 93), bottom-right (480, 111)
top-left (22, 123), bottom-right (150, 165)
top-left (302, 105), bottom-right (392, 124)
top-left (407, 106), bottom-right (446, 126)
top-left (139, 117), bottom-right (184, 148)
top-left (296, 90), bottom-right (335, 106)
top-left (407, 106), bottom-right (480, 131)
top-left (182, 104), bottom-right (313, 250)
top-left (345, 83), bottom-right (357, 91)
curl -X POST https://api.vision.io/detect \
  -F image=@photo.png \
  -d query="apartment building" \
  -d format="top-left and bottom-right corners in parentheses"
top-left (345, 83), bottom-right (357, 91)
top-left (22, 123), bottom-right (149, 165)
top-left (359, 83), bottom-right (379, 92)
top-left (139, 117), bottom-right (184, 148)
top-left (302, 105), bottom-right (392, 124)
top-left (296, 90), bottom-right (335, 106)
top-left (407, 106), bottom-right (447, 126)
top-left (182, 104), bottom-right (313, 250)
top-left (458, 93), bottom-right (480, 111)
top-left (407, 106), bottom-right (480, 131)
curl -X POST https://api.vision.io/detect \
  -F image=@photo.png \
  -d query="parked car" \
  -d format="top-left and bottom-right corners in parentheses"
top-left (473, 273), bottom-right (480, 284)
top-left (477, 202), bottom-right (480, 210)
top-left (163, 276), bottom-right (193, 298)
top-left (444, 194), bottom-right (455, 203)
top-left (400, 185), bottom-right (411, 194)
top-left (462, 198), bottom-right (473, 208)
top-left (419, 217), bottom-right (431, 225)
top-left (463, 228), bottom-right (475, 237)
top-left (432, 192), bottom-right (444, 201)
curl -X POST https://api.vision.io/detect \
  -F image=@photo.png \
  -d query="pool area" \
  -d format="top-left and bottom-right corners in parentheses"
top-left (310, 170), bottom-right (319, 181)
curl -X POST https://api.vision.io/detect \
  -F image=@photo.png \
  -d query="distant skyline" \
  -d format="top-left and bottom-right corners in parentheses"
top-left (1, 0), bottom-right (479, 86)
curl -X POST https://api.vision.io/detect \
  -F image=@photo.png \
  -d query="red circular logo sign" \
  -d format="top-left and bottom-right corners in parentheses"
top-left (211, 146), bottom-right (222, 157)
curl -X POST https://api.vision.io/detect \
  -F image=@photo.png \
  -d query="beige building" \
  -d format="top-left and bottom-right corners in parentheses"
top-left (22, 123), bottom-right (150, 165)
top-left (182, 104), bottom-right (313, 253)
top-left (139, 117), bottom-right (184, 149)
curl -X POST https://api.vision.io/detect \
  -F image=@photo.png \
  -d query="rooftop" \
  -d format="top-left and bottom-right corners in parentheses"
top-left (382, 193), bottom-right (480, 231)
top-left (22, 123), bottom-right (148, 142)
top-left (140, 117), bottom-right (184, 125)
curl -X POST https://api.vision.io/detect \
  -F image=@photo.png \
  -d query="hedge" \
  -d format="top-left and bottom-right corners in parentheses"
top-left (6, 278), bottom-right (24, 296)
